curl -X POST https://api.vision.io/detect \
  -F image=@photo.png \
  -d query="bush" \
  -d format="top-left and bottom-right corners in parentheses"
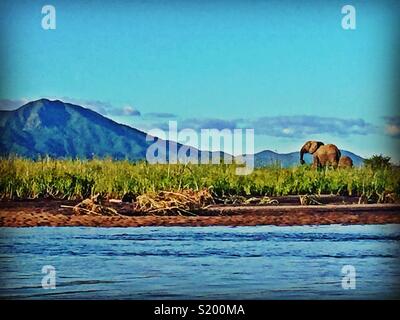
top-left (364, 154), bottom-right (391, 170)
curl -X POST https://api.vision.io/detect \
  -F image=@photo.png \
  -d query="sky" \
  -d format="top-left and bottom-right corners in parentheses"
top-left (0, 0), bottom-right (399, 160)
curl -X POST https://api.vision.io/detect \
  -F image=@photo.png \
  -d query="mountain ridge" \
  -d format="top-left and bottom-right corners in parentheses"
top-left (253, 149), bottom-right (364, 167)
top-left (0, 99), bottom-right (364, 167)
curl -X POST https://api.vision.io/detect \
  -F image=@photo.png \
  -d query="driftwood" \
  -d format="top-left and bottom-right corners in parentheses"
top-left (61, 194), bottom-right (121, 216)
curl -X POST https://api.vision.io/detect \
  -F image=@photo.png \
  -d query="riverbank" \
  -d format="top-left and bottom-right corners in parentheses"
top-left (1, 198), bottom-right (399, 227)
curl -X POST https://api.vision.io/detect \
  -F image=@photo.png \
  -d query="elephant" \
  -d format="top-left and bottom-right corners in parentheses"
top-left (300, 141), bottom-right (341, 168)
top-left (338, 155), bottom-right (353, 168)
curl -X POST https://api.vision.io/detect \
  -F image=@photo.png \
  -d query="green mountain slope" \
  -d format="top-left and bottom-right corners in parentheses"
top-left (0, 99), bottom-right (149, 160)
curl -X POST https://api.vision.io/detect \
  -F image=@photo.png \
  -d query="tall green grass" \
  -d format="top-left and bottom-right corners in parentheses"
top-left (1, 157), bottom-right (399, 200)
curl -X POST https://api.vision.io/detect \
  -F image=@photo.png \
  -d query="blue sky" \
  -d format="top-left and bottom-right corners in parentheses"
top-left (0, 0), bottom-right (399, 160)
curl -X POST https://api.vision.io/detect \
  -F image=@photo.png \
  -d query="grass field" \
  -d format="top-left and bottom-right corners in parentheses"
top-left (1, 157), bottom-right (399, 200)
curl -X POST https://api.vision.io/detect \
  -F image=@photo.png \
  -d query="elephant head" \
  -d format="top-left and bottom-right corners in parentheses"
top-left (300, 141), bottom-right (324, 164)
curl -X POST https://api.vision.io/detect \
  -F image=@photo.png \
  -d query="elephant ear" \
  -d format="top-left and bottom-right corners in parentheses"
top-left (309, 141), bottom-right (324, 154)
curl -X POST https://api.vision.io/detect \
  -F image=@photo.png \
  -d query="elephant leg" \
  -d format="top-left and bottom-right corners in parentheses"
top-left (312, 156), bottom-right (320, 169)
top-left (333, 151), bottom-right (341, 168)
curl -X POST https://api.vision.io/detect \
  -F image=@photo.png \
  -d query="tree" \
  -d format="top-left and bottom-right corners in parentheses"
top-left (363, 154), bottom-right (391, 170)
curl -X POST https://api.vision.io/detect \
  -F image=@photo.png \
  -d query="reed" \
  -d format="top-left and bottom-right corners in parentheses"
top-left (1, 157), bottom-right (399, 200)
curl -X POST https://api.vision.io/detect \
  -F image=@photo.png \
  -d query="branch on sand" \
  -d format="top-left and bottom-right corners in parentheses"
top-left (61, 194), bottom-right (121, 216)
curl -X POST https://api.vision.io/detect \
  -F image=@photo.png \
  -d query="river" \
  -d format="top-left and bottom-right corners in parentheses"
top-left (0, 225), bottom-right (399, 299)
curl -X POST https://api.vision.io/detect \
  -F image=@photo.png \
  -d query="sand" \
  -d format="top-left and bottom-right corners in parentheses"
top-left (0, 199), bottom-right (399, 227)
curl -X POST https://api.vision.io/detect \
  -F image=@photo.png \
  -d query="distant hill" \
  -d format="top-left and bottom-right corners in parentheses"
top-left (253, 150), bottom-right (364, 167)
top-left (0, 99), bottom-right (364, 167)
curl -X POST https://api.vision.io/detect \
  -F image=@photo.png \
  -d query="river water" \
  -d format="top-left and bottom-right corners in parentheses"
top-left (0, 225), bottom-right (399, 299)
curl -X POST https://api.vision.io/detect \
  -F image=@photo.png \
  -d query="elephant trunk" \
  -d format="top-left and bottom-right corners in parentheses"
top-left (300, 146), bottom-right (306, 165)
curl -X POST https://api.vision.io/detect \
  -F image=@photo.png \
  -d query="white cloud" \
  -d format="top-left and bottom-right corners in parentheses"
top-left (121, 105), bottom-right (141, 116)
top-left (384, 116), bottom-right (400, 138)
top-left (0, 98), bottom-right (29, 110)
top-left (386, 124), bottom-right (400, 137)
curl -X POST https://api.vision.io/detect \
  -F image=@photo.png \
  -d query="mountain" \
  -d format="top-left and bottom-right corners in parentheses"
top-left (0, 99), bottom-right (150, 160)
top-left (254, 150), bottom-right (301, 168)
top-left (0, 99), bottom-right (225, 162)
top-left (253, 150), bottom-right (364, 167)
top-left (0, 99), bottom-right (364, 167)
